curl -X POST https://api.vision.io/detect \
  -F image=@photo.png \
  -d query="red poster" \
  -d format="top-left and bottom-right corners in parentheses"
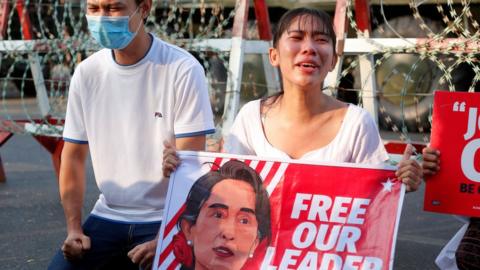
top-left (425, 91), bottom-right (480, 217)
top-left (153, 152), bottom-right (404, 270)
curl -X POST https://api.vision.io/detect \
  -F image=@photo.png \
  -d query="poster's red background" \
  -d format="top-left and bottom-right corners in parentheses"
top-left (153, 154), bottom-right (403, 270)
top-left (425, 91), bottom-right (480, 217)
top-left (242, 163), bottom-right (400, 269)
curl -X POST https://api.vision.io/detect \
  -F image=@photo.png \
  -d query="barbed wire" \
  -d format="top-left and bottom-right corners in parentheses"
top-left (0, 0), bottom-right (478, 144)
top-left (344, 0), bottom-right (479, 144)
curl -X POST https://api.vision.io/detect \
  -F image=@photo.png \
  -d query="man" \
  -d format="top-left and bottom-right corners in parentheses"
top-left (48, 0), bottom-right (215, 268)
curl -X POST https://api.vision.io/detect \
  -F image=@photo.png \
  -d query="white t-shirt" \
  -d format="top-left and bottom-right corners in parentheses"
top-left (224, 99), bottom-right (388, 164)
top-left (63, 35), bottom-right (215, 222)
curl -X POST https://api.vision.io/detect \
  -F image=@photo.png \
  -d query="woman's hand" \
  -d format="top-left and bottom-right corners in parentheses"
top-left (422, 146), bottom-right (440, 176)
top-left (163, 141), bottom-right (180, 177)
top-left (206, 137), bottom-right (223, 152)
top-left (396, 144), bottom-right (423, 192)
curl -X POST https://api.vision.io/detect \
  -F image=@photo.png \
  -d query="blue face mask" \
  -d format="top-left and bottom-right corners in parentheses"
top-left (86, 8), bottom-right (142, 49)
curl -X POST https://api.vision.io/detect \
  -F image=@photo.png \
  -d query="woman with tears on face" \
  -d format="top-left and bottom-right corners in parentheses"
top-left (163, 8), bottom-right (423, 194)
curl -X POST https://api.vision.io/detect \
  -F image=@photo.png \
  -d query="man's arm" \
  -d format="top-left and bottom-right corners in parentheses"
top-left (59, 141), bottom-right (91, 260)
top-left (175, 135), bottom-right (206, 151)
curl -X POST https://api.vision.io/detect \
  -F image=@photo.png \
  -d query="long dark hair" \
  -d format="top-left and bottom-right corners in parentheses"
top-left (177, 160), bottom-right (272, 269)
top-left (265, 7), bottom-right (337, 106)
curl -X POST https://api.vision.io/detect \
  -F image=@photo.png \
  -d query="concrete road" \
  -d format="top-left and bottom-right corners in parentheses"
top-left (0, 134), bottom-right (463, 270)
top-left (0, 134), bottom-right (98, 270)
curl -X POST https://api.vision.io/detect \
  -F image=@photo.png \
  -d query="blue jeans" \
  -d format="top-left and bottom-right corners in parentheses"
top-left (48, 215), bottom-right (161, 270)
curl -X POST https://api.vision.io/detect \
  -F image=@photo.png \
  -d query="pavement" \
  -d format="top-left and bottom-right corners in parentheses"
top-left (0, 132), bottom-right (464, 270)
top-left (0, 134), bottom-right (98, 270)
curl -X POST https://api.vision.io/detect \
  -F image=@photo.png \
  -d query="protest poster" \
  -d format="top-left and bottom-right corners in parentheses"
top-left (153, 151), bottom-right (404, 270)
top-left (425, 91), bottom-right (480, 217)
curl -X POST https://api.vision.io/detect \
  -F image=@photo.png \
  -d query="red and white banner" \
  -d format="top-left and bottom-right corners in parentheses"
top-left (153, 152), bottom-right (404, 270)
top-left (425, 91), bottom-right (480, 217)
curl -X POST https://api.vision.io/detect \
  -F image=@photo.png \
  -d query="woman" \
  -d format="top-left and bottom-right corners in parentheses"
top-left (164, 7), bottom-right (422, 191)
top-left (172, 160), bottom-right (271, 270)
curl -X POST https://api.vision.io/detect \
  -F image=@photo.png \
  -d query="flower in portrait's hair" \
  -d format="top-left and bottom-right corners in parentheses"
top-left (172, 231), bottom-right (193, 267)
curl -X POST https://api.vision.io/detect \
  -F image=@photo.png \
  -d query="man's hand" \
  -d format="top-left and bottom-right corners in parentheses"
top-left (396, 144), bottom-right (423, 192)
top-left (62, 231), bottom-right (91, 261)
top-left (128, 239), bottom-right (157, 270)
top-left (422, 146), bottom-right (440, 176)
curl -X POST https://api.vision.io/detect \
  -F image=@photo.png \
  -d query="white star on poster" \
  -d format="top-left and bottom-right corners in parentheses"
top-left (382, 178), bottom-right (395, 192)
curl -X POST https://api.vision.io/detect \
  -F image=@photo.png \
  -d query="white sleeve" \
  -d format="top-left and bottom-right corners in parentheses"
top-left (173, 60), bottom-right (215, 138)
top-left (63, 68), bottom-right (88, 144)
top-left (223, 102), bottom-right (256, 155)
top-left (351, 110), bottom-right (389, 164)
top-left (435, 223), bottom-right (468, 270)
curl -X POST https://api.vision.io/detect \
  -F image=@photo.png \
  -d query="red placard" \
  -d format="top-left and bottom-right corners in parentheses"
top-left (425, 91), bottom-right (480, 217)
top-left (153, 152), bottom-right (404, 270)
